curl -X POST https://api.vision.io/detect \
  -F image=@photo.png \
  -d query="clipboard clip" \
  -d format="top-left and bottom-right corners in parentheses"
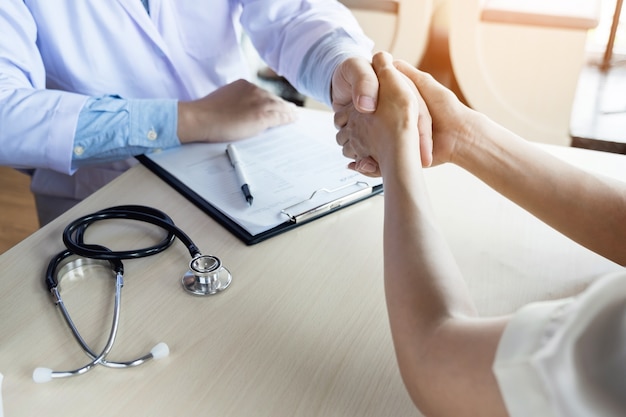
top-left (280, 181), bottom-right (373, 224)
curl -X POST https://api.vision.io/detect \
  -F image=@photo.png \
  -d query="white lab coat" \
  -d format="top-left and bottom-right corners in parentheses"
top-left (0, 0), bottom-right (371, 212)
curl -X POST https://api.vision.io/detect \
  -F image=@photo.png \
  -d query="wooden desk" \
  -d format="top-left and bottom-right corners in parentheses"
top-left (0, 145), bottom-right (623, 417)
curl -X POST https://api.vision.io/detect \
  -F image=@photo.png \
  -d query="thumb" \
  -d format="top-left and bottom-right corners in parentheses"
top-left (334, 57), bottom-right (379, 113)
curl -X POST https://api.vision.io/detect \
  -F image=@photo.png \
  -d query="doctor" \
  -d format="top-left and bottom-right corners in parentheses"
top-left (0, 0), bottom-right (400, 225)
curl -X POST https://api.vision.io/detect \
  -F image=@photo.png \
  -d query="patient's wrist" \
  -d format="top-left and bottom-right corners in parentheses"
top-left (450, 111), bottom-right (491, 166)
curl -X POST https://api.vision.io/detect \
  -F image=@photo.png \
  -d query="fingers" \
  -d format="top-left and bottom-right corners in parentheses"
top-left (354, 157), bottom-right (380, 175)
top-left (374, 53), bottom-right (433, 168)
top-left (335, 124), bottom-right (350, 147)
top-left (338, 128), bottom-right (380, 175)
top-left (339, 134), bottom-right (356, 159)
top-left (393, 60), bottom-right (426, 86)
top-left (263, 105), bottom-right (298, 130)
top-left (334, 108), bottom-right (348, 129)
top-left (371, 51), bottom-right (395, 75)
top-left (371, 52), bottom-right (407, 97)
top-left (246, 81), bottom-right (299, 122)
top-left (372, 52), bottom-right (420, 100)
top-left (416, 86), bottom-right (434, 167)
top-left (345, 159), bottom-right (381, 177)
top-left (394, 60), bottom-right (445, 103)
top-left (419, 120), bottom-right (433, 167)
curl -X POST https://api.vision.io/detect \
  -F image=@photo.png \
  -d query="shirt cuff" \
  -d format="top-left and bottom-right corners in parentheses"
top-left (128, 98), bottom-right (179, 150)
top-left (297, 28), bottom-right (373, 107)
top-left (72, 96), bottom-right (179, 169)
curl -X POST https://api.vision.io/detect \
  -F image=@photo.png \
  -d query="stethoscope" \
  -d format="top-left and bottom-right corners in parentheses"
top-left (33, 205), bottom-right (232, 383)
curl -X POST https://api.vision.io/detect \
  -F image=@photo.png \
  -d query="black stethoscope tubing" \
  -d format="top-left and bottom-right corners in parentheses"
top-left (61, 205), bottom-right (201, 262)
top-left (46, 205), bottom-right (204, 294)
top-left (44, 246), bottom-right (123, 292)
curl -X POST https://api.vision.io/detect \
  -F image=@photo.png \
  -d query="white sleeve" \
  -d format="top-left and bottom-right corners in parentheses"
top-left (0, 1), bottom-right (87, 173)
top-left (493, 270), bottom-right (626, 417)
top-left (239, 0), bottom-right (373, 104)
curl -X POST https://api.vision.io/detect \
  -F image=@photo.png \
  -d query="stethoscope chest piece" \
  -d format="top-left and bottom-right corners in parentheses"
top-left (182, 254), bottom-right (232, 296)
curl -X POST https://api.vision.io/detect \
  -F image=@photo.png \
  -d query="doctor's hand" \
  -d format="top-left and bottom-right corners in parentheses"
top-left (177, 79), bottom-right (297, 144)
top-left (332, 55), bottom-right (433, 176)
top-left (331, 56), bottom-right (379, 114)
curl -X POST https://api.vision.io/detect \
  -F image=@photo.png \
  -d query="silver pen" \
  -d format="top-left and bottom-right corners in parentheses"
top-left (226, 143), bottom-right (254, 206)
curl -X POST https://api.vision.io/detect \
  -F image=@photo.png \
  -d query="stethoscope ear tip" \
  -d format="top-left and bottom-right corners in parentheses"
top-left (32, 367), bottom-right (53, 384)
top-left (150, 342), bottom-right (170, 360)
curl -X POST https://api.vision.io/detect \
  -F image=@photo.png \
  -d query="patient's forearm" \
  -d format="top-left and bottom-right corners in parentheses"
top-left (381, 153), bottom-right (507, 417)
top-left (382, 164), bottom-right (475, 328)
top-left (454, 114), bottom-right (626, 266)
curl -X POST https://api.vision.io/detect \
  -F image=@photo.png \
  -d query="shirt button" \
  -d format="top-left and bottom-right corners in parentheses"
top-left (147, 129), bottom-right (158, 141)
top-left (74, 145), bottom-right (85, 156)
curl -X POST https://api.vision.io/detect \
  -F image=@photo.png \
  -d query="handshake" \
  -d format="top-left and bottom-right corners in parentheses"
top-left (331, 51), bottom-right (479, 180)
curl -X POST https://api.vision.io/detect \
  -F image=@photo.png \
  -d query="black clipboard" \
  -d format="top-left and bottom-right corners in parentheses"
top-left (136, 108), bottom-right (383, 245)
top-left (138, 154), bottom-right (382, 245)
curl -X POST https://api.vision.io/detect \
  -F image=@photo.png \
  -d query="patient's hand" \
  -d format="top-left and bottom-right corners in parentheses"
top-left (393, 61), bottom-right (483, 167)
top-left (177, 79), bottom-right (297, 144)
